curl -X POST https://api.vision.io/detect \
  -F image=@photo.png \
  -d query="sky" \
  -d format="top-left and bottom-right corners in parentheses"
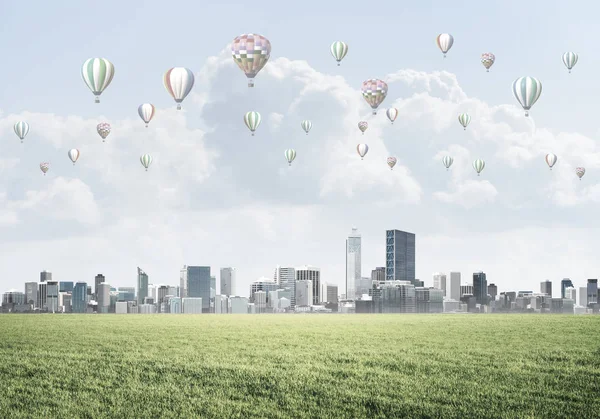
top-left (1, 0), bottom-right (600, 297)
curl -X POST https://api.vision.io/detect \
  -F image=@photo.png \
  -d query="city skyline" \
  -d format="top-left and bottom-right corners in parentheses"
top-left (2, 2), bottom-right (600, 295)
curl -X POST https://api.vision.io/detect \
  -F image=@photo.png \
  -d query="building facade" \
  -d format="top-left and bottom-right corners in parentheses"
top-left (187, 266), bottom-right (211, 313)
top-left (296, 266), bottom-right (320, 304)
top-left (137, 267), bottom-right (149, 305)
top-left (346, 228), bottom-right (361, 300)
top-left (385, 230), bottom-right (416, 284)
top-left (220, 267), bottom-right (236, 296)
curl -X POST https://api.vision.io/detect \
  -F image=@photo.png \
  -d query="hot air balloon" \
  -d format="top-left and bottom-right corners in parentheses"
top-left (357, 144), bottom-right (369, 160)
top-left (97, 123), bottom-right (111, 142)
top-left (481, 53), bottom-right (495, 72)
top-left (301, 120), bottom-right (312, 135)
top-left (442, 156), bottom-right (454, 171)
top-left (68, 149), bottom-right (80, 165)
top-left (40, 162), bottom-right (49, 176)
top-left (545, 153), bottom-right (557, 170)
top-left (576, 167), bottom-right (585, 180)
top-left (285, 149), bottom-right (296, 166)
top-left (232, 34), bottom-right (271, 87)
top-left (81, 58), bottom-right (115, 103)
top-left (164, 68), bottom-right (195, 110)
top-left (138, 103), bottom-right (156, 127)
top-left (436, 34), bottom-right (454, 57)
top-left (244, 112), bottom-right (262, 136)
top-left (361, 79), bottom-right (388, 114)
top-left (512, 77), bottom-right (542, 117)
top-left (330, 41), bottom-right (348, 66)
top-left (358, 121), bottom-right (368, 134)
top-left (458, 113), bottom-right (471, 130)
top-left (14, 121), bottom-right (29, 143)
top-left (562, 52), bottom-right (578, 73)
top-left (473, 159), bottom-right (485, 176)
top-left (387, 157), bottom-right (397, 170)
top-left (386, 108), bottom-right (398, 124)
top-left (140, 154), bottom-right (152, 171)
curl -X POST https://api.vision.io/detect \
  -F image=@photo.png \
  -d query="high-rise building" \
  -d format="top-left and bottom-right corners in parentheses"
top-left (296, 266), bottom-right (320, 305)
top-left (473, 272), bottom-right (487, 305)
top-left (250, 277), bottom-right (279, 306)
top-left (385, 230), bottom-right (416, 284)
top-left (24, 282), bottom-right (38, 306)
top-left (97, 283), bottom-right (110, 313)
top-left (346, 228), bottom-right (361, 300)
top-left (210, 276), bottom-right (216, 308)
top-left (117, 287), bottom-right (135, 302)
top-left (460, 284), bottom-right (473, 298)
top-left (326, 284), bottom-right (338, 304)
top-left (169, 297), bottom-right (182, 314)
top-left (587, 279), bottom-right (598, 305)
top-left (274, 266), bottom-right (296, 307)
top-left (371, 267), bottom-right (386, 282)
top-left (295, 280), bottom-right (313, 306)
top-left (373, 280), bottom-right (416, 313)
top-left (540, 280), bottom-right (552, 297)
top-left (59, 282), bottom-right (74, 293)
top-left (137, 267), bottom-right (149, 305)
top-left (179, 265), bottom-right (187, 298)
top-left (449, 272), bottom-right (461, 301)
top-left (40, 270), bottom-right (52, 283)
top-left (187, 266), bottom-right (211, 313)
top-left (157, 285), bottom-right (169, 306)
top-left (94, 274), bottom-right (105, 299)
top-left (46, 281), bottom-right (59, 313)
top-left (487, 283), bottom-right (498, 301)
top-left (579, 287), bottom-right (588, 308)
top-left (220, 267), bottom-right (236, 296)
top-left (72, 282), bottom-right (87, 313)
top-left (433, 273), bottom-right (447, 297)
top-left (565, 287), bottom-right (576, 304)
top-left (182, 298), bottom-right (203, 314)
top-left (37, 282), bottom-right (47, 310)
top-left (229, 297), bottom-right (248, 314)
top-left (561, 279), bottom-right (574, 299)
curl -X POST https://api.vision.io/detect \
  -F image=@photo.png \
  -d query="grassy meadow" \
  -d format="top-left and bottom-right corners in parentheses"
top-left (0, 314), bottom-right (599, 418)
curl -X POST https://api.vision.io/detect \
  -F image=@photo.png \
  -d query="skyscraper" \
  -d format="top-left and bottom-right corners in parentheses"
top-left (94, 274), bottom-right (105, 299)
top-left (137, 267), bottom-right (148, 305)
top-left (371, 267), bottom-right (385, 282)
top-left (433, 273), bottom-right (447, 297)
top-left (24, 282), bottom-right (38, 306)
top-left (274, 266), bottom-right (296, 308)
top-left (97, 283), bottom-right (110, 313)
top-left (179, 265), bottom-right (187, 298)
top-left (487, 283), bottom-right (498, 301)
top-left (40, 270), bottom-right (52, 283)
top-left (295, 280), bottom-right (313, 306)
top-left (59, 282), bottom-right (74, 293)
top-left (385, 230), bottom-right (416, 284)
top-left (473, 272), bottom-right (487, 305)
top-left (587, 279), bottom-right (598, 305)
top-left (449, 272), bottom-right (461, 301)
top-left (187, 266), bottom-right (211, 313)
top-left (579, 287), bottom-right (588, 308)
top-left (46, 281), bottom-right (59, 313)
top-left (540, 280), bottom-right (552, 297)
top-left (346, 228), bottom-right (361, 300)
top-left (72, 282), bottom-right (87, 313)
top-left (296, 266), bottom-right (320, 305)
top-left (561, 278), bottom-right (574, 299)
top-left (220, 267), bottom-right (236, 296)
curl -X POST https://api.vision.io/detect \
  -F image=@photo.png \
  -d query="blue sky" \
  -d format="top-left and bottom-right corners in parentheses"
top-left (0, 0), bottom-right (599, 297)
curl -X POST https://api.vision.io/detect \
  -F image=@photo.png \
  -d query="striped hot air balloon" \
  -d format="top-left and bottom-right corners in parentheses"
top-left (138, 103), bottom-right (156, 127)
top-left (481, 53), bottom-right (495, 72)
top-left (545, 153), bottom-right (557, 170)
top-left (301, 120), bottom-right (312, 135)
top-left (68, 149), bottom-right (80, 165)
top-left (330, 41), bottom-right (348, 66)
top-left (387, 157), bottom-right (397, 170)
top-left (436, 34), bottom-right (454, 57)
top-left (473, 159), bottom-right (485, 176)
top-left (357, 144), bottom-right (369, 160)
top-left (386, 108), bottom-right (398, 124)
top-left (576, 167), bottom-right (585, 180)
top-left (81, 58), bottom-right (115, 103)
top-left (232, 34), bottom-right (271, 87)
top-left (40, 162), bottom-right (49, 175)
top-left (361, 79), bottom-right (388, 115)
top-left (458, 113), bottom-right (471, 130)
top-left (97, 123), bottom-right (111, 142)
top-left (163, 68), bottom-right (195, 110)
top-left (512, 77), bottom-right (542, 117)
top-left (284, 149), bottom-right (296, 166)
top-left (442, 156), bottom-right (454, 171)
top-left (358, 121), bottom-right (368, 134)
top-left (140, 154), bottom-right (153, 171)
top-left (14, 121), bottom-right (29, 143)
top-left (562, 52), bottom-right (578, 73)
top-left (244, 111), bottom-right (262, 136)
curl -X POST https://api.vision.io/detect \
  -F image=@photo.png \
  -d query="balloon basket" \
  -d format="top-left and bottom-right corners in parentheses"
top-left (95, 97), bottom-right (100, 103)
top-left (177, 104), bottom-right (182, 110)
top-left (146, 124), bottom-right (149, 128)
top-left (248, 78), bottom-right (254, 87)
top-left (486, 69), bottom-right (489, 73)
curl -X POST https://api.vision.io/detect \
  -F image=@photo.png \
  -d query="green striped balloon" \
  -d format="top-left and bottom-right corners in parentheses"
top-left (512, 76), bottom-right (542, 117)
top-left (458, 113), bottom-right (471, 130)
top-left (301, 120), bottom-right (312, 135)
top-left (472, 159), bottom-right (485, 176)
top-left (140, 154), bottom-right (153, 171)
top-left (244, 111), bottom-right (262, 136)
top-left (442, 156), bottom-right (454, 171)
top-left (330, 41), bottom-right (348, 66)
top-left (562, 52), bottom-right (578, 73)
top-left (284, 149), bottom-right (296, 166)
top-left (81, 58), bottom-right (115, 103)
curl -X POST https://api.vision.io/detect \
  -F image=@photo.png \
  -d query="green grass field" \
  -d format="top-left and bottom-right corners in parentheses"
top-left (1, 314), bottom-right (599, 418)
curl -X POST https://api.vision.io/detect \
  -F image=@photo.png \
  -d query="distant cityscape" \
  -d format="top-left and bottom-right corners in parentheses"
top-left (1, 228), bottom-right (599, 315)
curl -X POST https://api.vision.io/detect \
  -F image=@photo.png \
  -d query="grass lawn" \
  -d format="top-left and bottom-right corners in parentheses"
top-left (0, 314), bottom-right (599, 418)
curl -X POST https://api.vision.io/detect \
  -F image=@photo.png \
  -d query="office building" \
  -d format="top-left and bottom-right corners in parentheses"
top-left (115, 302), bottom-right (128, 314)
top-left (46, 281), bottom-right (59, 313)
top-left (214, 295), bottom-right (228, 313)
top-left (24, 282), bottom-right (38, 306)
top-left (254, 291), bottom-right (267, 313)
top-left (274, 266), bottom-right (296, 308)
top-left (327, 284), bottom-right (338, 304)
top-left (2, 290), bottom-right (25, 306)
top-left (433, 273), bottom-right (447, 297)
top-left (579, 287), bottom-right (588, 307)
top-left (371, 267), bottom-right (386, 282)
top-left (250, 277), bottom-right (279, 307)
top-left (449, 272), bottom-right (461, 301)
top-left (182, 297), bottom-right (203, 314)
top-left (346, 227), bottom-right (362, 300)
top-left (385, 229), bottom-right (416, 284)
top-left (296, 280), bottom-right (313, 307)
top-left (561, 279), bottom-right (574, 299)
top-left (587, 279), bottom-right (598, 305)
top-left (94, 274), bottom-right (105, 299)
top-left (487, 284), bottom-right (498, 301)
top-left (187, 266), bottom-right (211, 313)
top-left (169, 297), bottom-right (182, 314)
top-left (137, 267), bottom-right (149, 305)
top-left (220, 267), bottom-right (236, 296)
top-left (59, 282), bottom-right (74, 293)
top-left (40, 270), bottom-right (52, 283)
top-left (97, 283), bottom-right (110, 313)
top-left (157, 285), bottom-right (169, 305)
top-left (355, 277), bottom-right (373, 297)
top-left (460, 284), bottom-right (473, 298)
top-left (230, 296), bottom-right (249, 314)
top-left (373, 280), bottom-right (416, 313)
top-left (473, 272), bottom-right (487, 305)
top-left (72, 282), bottom-right (88, 313)
top-left (540, 280), bottom-right (552, 297)
top-left (179, 265), bottom-right (187, 298)
top-left (565, 287), bottom-right (576, 304)
top-left (37, 282), bottom-right (47, 310)
top-left (117, 287), bottom-right (135, 302)
top-left (296, 266), bottom-right (320, 305)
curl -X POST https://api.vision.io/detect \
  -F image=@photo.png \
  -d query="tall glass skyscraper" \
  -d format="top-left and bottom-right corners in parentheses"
top-left (72, 282), bottom-right (88, 313)
top-left (187, 266), bottom-right (211, 313)
top-left (346, 228), bottom-right (361, 300)
top-left (473, 271), bottom-right (488, 305)
top-left (137, 267), bottom-right (148, 305)
top-left (561, 278), bottom-right (574, 299)
top-left (385, 230), bottom-right (415, 284)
